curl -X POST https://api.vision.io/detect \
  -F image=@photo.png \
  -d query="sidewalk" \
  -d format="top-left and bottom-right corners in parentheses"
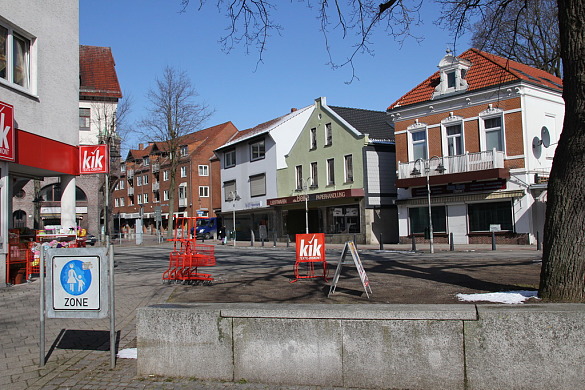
top-left (0, 241), bottom-right (542, 389)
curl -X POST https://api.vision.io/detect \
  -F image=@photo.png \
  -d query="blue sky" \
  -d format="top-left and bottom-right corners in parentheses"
top-left (80, 1), bottom-right (472, 150)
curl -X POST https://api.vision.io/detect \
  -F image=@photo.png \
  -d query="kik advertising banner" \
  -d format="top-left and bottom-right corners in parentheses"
top-left (0, 101), bottom-right (15, 161)
top-left (296, 233), bottom-right (325, 262)
top-left (79, 144), bottom-right (109, 174)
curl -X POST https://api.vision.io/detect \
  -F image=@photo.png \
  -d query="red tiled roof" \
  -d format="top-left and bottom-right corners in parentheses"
top-left (387, 48), bottom-right (563, 110)
top-left (80, 45), bottom-right (122, 99)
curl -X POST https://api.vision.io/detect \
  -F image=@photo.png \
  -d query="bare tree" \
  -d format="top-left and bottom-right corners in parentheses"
top-left (178, 0), bottom-right (585, 302)
top-left (139, 66), bottom-right (213, 238)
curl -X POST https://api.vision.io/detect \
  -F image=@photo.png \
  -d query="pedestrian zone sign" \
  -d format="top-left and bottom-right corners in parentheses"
top-left (46, 248), bottom-right (109, 319)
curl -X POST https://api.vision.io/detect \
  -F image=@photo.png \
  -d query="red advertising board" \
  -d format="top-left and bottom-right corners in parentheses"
top-left (0, 101), bottom-right (15, 161)
top-left (79, 144), bottom-right (110, 174)
top-left (296, 233), bottom-right (326, 262)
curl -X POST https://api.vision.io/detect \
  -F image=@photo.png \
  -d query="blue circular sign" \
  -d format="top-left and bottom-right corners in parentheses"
top-left (60, 260), bottom-right (92, 295)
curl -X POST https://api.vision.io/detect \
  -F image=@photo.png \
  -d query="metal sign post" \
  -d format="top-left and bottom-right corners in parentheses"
top-left (39, 246), bottom-right (115, 367)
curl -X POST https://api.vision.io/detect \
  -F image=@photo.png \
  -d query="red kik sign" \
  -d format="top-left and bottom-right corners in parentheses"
top-left (296, 233), bottom-right (326, 262)
top-left (0, 101), bottom-right (15, 161)
top-left (79, 144), bottom-right (110, 174)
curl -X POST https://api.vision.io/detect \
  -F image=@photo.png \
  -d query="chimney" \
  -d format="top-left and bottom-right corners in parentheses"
top-left (291, 108), bottom-right (297, 112)
top-left (138, 143), bottom-right (144, 150)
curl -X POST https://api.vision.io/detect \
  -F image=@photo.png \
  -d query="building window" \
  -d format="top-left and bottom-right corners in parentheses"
top-left (224, 180), bottom-right (236, 200)
top-left (409, 206), bottom-right (447, 234)
top-left (163, 190), bottom-right (169, 201)
top-left (224, 149), bottom-right (236, 168)
top-left (178, 184), bottom-right (187, 200)
top-left (411, 129), bottom-right (427, 160)
top-left (344, 154), bottom-right (353, 183)
top-left (446, 123), bottom-right (463, 156)
top-left (250, 139), bottom-right (265, 161)
top-left (484, 116), bottom-right (504, 152)
top-left (180, 166), bottom-right (187, 178)
top-left (121, 164), bottom-right (126, 173)
top-left (143, 193), bottom-right (149, 204)
top-left (199, 186), bottom-right (209, 197)
top-left (295, 165), bottom-right (303, 190)
top-left (310, 162), bottom-right (318, 187)
top-left (79, 108), bottom-right (90, 131)
top-left (250, 174), bottom-right (266, 197)
top-left (180, 145), bottom-right (188, 156)
top-left (163, 170), bottom-right (169, 181)
top-left (120, 197), bottom-right (125, 206)
top-left (119, 180), bottom-right (125, 190)
top-left (136, 176), bottom-right (142, 186)
top-left (0, 23), bottom-right (33, 91)
top-left (115, 198), bottom-right (119, 207)
top-left (198, 165), bottom-right (209, 176)
top-left (325, 123), bottom-right (332, 146)
top-left (468, 201), bottom-right (513, 232)
top-left (310, 128), bottom-right (317, 149)
top-left (327, 158), bottom-right (335, 185)
top-left (143, 157), bottom-right (150, 166)
top-left (137, 194), bottom-right (142, 204)
top-left (143, 175), bottom-right (149, 185)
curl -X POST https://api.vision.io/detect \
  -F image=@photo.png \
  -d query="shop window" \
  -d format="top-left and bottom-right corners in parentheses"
top-left (409, 206), bottom-right (447, 234)
top-left (328, 206), bottom-right (360, 234)
top-left (79, 108), bottom-right (90, 131)
top-left (468, 201), bottom-right (513, 232)
top-left (249, 174), bottom-right (266, 197)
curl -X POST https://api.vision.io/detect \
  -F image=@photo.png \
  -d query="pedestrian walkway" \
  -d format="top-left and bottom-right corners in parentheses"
top-left (0, 240), bottom-right (541, 389)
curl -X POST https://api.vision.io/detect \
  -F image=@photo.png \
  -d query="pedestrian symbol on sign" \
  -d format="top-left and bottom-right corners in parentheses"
top-left (60, 260), bottom-right (92, 295)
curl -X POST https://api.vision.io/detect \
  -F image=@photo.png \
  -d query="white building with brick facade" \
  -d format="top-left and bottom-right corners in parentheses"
top-left (387, 49), bottom-right (564, 245)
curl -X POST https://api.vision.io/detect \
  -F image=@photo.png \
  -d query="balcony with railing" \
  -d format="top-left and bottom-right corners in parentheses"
top-left (178, 198), bottom-right (188, 207)
top-left (127, 186), bottom-right (134, 195)
top-left (151, 163), bottom-right (160, 173)
top-left (396, 150), bottom-right (509, 188)
top-left (152, 181), bottom-right (160, 191)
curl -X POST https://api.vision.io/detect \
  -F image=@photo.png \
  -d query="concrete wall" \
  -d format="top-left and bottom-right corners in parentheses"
top-left (137, 303), bottom-right (585, 389)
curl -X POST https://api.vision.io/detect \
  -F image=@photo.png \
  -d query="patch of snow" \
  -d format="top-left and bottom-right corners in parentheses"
top-left (117, 348), bottom-right (137, 359)
top-left (456, 290), bottom-right (539, 304)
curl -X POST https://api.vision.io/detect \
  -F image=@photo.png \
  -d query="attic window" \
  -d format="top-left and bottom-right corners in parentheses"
top-left (432, 50), bottom-right (471, 99)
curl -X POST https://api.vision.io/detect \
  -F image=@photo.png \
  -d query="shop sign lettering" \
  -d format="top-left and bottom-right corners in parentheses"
top-left (79, 144), bottom-right (109, 174)
top-left (0, 101), bottom-right (15, 161)
top-left (296, 233), bottom-right (325, 262)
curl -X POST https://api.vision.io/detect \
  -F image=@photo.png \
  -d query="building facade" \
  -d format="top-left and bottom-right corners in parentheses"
top-left (112, 122), bottom-right (239, 237)
top-left (388, 49), bottom-right (564, 245)
top-left (269, 97), bottom-right (397, 244)
top-left (215, 106), bottom-right (314, 242)
top-left (1, 1), bottom-right (80, 285)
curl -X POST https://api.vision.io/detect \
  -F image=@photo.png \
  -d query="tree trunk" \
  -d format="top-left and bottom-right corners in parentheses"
top-left (539, 0), bottom-right (585, 301)
top-left (167, 171), bottom-right (176, 239)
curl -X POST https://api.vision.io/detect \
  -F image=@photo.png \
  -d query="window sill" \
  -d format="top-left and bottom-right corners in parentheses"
top-left (0, 78), bottom-right (39, 100)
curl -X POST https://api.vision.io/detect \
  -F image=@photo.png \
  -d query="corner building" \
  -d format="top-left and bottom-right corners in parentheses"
top-left (387, 49), bottom-right (564, 245)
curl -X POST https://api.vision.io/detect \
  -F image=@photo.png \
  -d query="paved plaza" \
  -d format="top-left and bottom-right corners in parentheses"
top-left (1, 240), bottom-right (542, 389)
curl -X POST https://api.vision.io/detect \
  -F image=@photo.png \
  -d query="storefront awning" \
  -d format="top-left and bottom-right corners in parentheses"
top-left (395, 190), bottom-right (525, 206)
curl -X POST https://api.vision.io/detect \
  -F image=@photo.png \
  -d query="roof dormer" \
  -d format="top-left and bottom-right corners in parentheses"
top-left (432, 49), bottom-right (471, 99)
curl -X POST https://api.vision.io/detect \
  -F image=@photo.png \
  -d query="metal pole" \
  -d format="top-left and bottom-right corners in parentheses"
top-left (426, 170), bottom-right (434, 254)
top-left (492, 231), bottom-right (497, 251)
top-left (450, 232), bottom-right (454, 251)
top-left (233, 201), bottom-right (236, 247)
top-left (109, 244), bottom-right (116, 369)
top-left (39, 245), bottom-right (46, 367)
top-left (305, 191), bottom-right (309, 234)
top-left (379, 233), bottom-right (383, 251)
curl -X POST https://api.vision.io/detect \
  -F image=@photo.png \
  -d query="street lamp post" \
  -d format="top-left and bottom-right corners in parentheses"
top-left (411, 156), bottom-right (445, 254)
top-left (228, 191), bottom-right (240, 246)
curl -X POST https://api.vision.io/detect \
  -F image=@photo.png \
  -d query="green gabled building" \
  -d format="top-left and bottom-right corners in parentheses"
top-left (269, 97), bottom-right (398, 245)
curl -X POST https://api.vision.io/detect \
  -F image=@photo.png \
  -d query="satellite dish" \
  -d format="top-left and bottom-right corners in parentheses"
top-left (541, 126), bottom-right (551, 148)
top-left (532, 136), bottom-right (542, 158)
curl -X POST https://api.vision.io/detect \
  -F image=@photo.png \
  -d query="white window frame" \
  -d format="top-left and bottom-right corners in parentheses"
top-left (407, 122), bottom-right (428, 161)
top-left (310, 161), bottom-right (318, 188)
top-left (180, 166), bottom-right (187, 178)
top-left (327, 158), bottom-right (335, 186)
top-left (163, 190), bottom-right (169, 201)
top-left (137, 194), bottom-right (143, 204)
top-left (119, 180), bottom-right (125, 190)
top-left (224, 180), bottom-right (236, 201)
top-left (180, 145), bottom-right (188, 156)
top-left (441, 115), bottom-right (465, 157)
top-left (178, 183), bottom-right (187, 200)
top-left (325, 123), bottom-right (333, 146)
top-left (479, 107), bottom-right (505, 153)
top-left (115, 198), bottom-right (119, 207)
top-left (136, 176), bottom-right (143, 186)
top-left (224, 149), bottom-right (236, 168)
top-left (143, 193), bottom-right (149, 204)
top-left (295, 165), bottom-right (303, 190)
top-left (250, 139), bottom-right (266, 161)
top-left (344, 154), bottom-right (353, 183)
top-left (198, 165), bottom-right (209, 176)
top-left (79, 108), bottom-right (90, 131)
top-left (310, 128), bottom-right (317, 149)
top-left (163, 170), bottom-right (169, 181)
top-left (120, 197), bottom-right (125, 206)
top-left (199, 186), bottom-right (209, 197)
top-left (143, 175), bottom-right (149, 185)
top-left (0, 21), bottom-right (36, 94)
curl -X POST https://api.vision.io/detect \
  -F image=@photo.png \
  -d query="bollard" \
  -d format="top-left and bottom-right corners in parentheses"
top-left (261, 238), bottom-right (265, 247)
top-left (450, 233), bottom-right (454, 251)
top-left (492, 232), bottom-right (497, 251)
top-left (250, 230), bottom-right (254, 247)
top-left (537, 231), bottom-right (542, 251)
top-left (411, 234), bottom-right (417, 251)
top-left (379, 233), bottom-right (383, 251)
top-left (273, 232), bottom-right (277, 247)
top-left (353, 234), bottom-right (357, 250)
top-left (287, 235), bottom-right (290, 247)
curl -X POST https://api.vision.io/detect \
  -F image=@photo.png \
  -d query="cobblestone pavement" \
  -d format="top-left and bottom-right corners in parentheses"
top-left (1, 240), bottom-right (541, 389)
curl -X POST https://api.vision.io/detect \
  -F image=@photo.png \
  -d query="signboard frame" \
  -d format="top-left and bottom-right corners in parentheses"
top-left (45, 247), bottom-right (109, 319)
top-left (79, 144), bottom-right (110, 174)
top-left (328, 241), bottom-right (372, 299)
top-left (0, 100), bottom-right (16, 161)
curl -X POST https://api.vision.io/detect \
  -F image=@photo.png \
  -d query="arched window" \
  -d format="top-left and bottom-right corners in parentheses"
top-left (13, 210), bottom-right (27, 228)
top-left (38, 183), bottom-right (88, 202)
